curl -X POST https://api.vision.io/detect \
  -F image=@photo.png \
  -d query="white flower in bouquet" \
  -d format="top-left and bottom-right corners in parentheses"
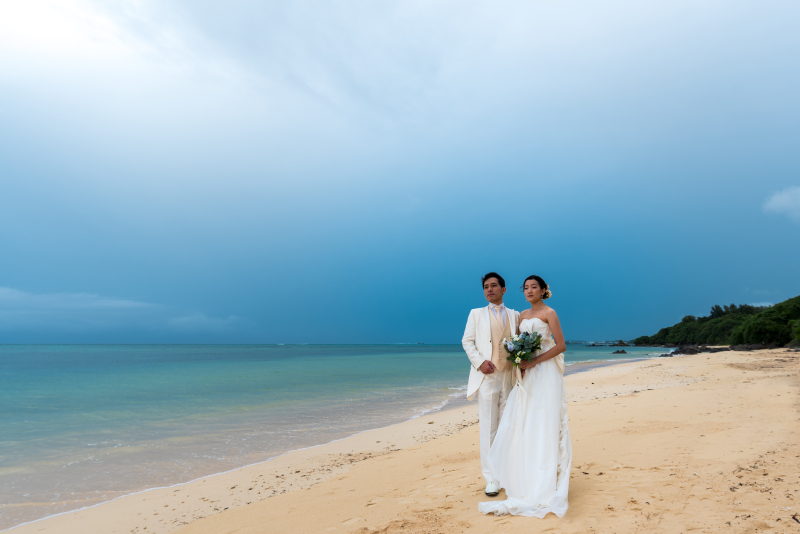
top-left (514, 357), bottom-right (521, 364)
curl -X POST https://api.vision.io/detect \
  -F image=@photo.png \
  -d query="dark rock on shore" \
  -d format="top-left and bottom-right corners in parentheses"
top-left (731, 343), bottom-right (768, 351)
top-left (670, 344), bottom-right (734, 355)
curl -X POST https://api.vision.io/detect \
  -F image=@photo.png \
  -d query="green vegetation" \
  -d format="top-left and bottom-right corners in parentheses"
top-left (633, 295), bottom-right (800, 346)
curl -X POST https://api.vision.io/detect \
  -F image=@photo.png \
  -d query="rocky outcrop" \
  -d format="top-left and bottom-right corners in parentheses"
top-left (671, 344), bottom-right (732, 355)
top-left (731, 343), bottom-right (768, 351)
top-left (611, 349), bottom-right (627, 354)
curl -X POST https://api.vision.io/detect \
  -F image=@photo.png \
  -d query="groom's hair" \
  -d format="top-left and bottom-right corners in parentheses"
top-left (481, 272), bottom-right (505, 288)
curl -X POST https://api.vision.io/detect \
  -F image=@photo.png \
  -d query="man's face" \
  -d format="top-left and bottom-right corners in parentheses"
top-left (483, 277), bottom-right (506, 304)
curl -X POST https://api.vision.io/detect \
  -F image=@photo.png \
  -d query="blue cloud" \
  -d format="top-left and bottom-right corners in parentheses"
top-left (0, 287), bottom-right (242, 341)
top-left (764, 186), bottom-right (800, 222)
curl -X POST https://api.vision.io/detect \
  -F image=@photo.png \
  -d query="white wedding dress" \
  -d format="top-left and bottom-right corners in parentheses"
top-left (478, 318), bottom-right (572, 518)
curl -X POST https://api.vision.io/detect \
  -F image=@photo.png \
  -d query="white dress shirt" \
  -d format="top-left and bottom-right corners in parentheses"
top-left (489, 302), bottom-right (506, 327)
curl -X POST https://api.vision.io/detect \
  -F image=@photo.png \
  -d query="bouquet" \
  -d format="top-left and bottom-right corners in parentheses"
top-left (502, 331), bottom-right (543, 369)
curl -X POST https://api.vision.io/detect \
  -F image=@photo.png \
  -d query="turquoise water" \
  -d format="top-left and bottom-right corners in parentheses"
top-left (0, 344), bottom-right (663, 529)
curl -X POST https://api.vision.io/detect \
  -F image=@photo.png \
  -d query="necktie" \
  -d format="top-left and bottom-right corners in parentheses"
top-left (494, 305), bottom-right (504, 326)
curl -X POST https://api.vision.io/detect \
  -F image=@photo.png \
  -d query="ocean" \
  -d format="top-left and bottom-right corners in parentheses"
top-left (0, 343), bottom-right (665, 530)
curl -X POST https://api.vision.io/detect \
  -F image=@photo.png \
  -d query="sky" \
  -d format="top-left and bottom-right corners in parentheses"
top-left (1, 0), bottom-right (799, 344)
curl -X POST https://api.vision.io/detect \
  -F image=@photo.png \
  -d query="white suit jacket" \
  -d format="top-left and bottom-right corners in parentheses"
top-left (462, 305), bottom-right (520, 400)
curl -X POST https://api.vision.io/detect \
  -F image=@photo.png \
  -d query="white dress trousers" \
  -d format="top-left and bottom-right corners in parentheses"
top-left (477, 368), bottom-right (513, 483)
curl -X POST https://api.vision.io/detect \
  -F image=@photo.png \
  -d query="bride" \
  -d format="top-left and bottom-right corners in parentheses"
top-left (478, 275), bottom-right (572, 518)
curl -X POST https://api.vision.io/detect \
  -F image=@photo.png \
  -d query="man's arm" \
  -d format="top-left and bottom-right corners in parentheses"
top-left (509, 309), bottom-right (521, 335)
top-left (462, 309), bottom-right (494, 374)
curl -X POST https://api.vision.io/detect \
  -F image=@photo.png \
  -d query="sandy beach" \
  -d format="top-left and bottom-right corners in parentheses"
top-left (8, 348), bottom-right (799, 534)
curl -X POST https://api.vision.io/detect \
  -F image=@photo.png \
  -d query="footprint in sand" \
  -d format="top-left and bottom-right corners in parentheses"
top-left (342, 517), bottom-right (363, 525)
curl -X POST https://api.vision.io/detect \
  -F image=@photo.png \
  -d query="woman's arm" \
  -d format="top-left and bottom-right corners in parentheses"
top-left (520, 309), bottom-right (566, 369)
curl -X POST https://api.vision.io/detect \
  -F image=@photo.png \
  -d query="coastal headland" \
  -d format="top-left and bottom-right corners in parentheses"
top-left (9, 348), bottom-right (799, 534)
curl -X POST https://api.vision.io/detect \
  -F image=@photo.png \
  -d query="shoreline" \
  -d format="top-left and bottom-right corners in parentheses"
top-left (168, 346), bottom-right (797, 534)
top-left (3, 355), bottom-right (657, 533)
top-left (1, 398), bottom-right (468, 533)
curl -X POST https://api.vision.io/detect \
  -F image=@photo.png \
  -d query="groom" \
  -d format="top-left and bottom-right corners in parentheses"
top-left (462, 272), bottom-right (519, 497)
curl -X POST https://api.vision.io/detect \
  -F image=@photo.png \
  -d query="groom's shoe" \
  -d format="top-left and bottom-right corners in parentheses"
top-left (485, 482), bottom-right (499, 497)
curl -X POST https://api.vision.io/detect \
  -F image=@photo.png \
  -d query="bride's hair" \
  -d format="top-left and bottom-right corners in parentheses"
top-left (522, 275), bottom-right (552, 299)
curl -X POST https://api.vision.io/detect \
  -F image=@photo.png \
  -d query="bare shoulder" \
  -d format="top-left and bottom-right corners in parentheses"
top-left (519, 308), bottom-right (532, 319)
top-left (544, 306), bottom-right (559, 320)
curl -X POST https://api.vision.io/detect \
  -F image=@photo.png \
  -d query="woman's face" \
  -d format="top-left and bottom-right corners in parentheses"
top-left (524, 280), bottom-right (544, 303)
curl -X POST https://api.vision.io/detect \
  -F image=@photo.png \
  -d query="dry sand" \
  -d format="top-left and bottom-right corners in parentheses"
top-left (8, 348), bottom-right (799, 534)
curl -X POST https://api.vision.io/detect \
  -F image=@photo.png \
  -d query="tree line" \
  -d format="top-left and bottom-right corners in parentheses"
top-left (633, 294), bottom-right (800, 346)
